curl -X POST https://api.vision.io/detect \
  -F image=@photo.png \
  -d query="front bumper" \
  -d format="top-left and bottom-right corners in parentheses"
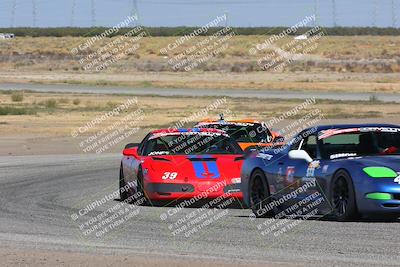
top-left (145, 181), bottom-right (242, 201)
top-left (356, 178), bottom-right (400, 214)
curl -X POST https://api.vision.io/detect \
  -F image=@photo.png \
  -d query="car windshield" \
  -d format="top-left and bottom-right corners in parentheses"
top-left (319, 128), bottom-right (400, 159)
top-left (143, 133), bottom-right (243, 156)
top-left (201, 123), bottom-right (272, 143)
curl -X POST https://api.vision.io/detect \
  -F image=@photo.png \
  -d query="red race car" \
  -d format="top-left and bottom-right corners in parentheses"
top-left (119, 128), bottom-right (245, 205)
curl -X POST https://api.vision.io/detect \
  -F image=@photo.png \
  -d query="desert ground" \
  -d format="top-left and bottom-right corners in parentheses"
top-left (0, 90), bottom-right (399, 156)
top-left (1, 34), bottom-right (400, 267)
top-left (0, 35), bottom-right (399, 92)
top-left (0, 35), bottom-right (399, 153)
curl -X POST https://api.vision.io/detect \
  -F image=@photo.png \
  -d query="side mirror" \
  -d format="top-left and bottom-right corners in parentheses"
top-left (123, 147), bottom-right (139, 158)
top-left (288, 150), bottom-right (313, 163)
top-left (125, 143), bottom-right (140, 149)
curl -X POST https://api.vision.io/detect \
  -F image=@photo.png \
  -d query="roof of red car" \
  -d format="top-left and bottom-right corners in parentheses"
top-left (197, 119), bottom-right (262, 125)
top-left (151, 128), bottom-right (226, 134)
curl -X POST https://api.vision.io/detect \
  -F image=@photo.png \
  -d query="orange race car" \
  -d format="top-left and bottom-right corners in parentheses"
top-left (195, 115), bottom-right (284, 151)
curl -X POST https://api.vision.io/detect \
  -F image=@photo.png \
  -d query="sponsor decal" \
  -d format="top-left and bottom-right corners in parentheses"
top-left (395, 173), bottom-right (400, 184)
top-left (286, 166), bottom-right (296, 183)
top-left (360, 127), bottom-right (400, 133)
top-left (227, 189), bottom-right (240, 193)
top-left (318, 128), bottom-right (359, 140)
top-left (306, 160), bottom-right (320, 177)
top-left (330, 153), bottom-right (357, 159)
top-left (198, 121), bottom-right (256, 127)
top-left (150, 131), bottom-right (226, 139)
top-left (149, 151), bottom-right (170, 155)
top-left (319, 127), bottom-right (400, 140)
top-left (257, 153), bottom-right (273, 160)
top-left (231, 177), bottom-right (241, 184)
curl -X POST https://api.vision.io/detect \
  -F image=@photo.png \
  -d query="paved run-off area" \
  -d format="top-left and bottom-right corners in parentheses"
top-left (2, 83), bottom-right (400, 102)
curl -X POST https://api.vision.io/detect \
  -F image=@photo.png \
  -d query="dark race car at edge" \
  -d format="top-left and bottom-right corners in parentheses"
top-left (241, 124), bottom-right (400, 221)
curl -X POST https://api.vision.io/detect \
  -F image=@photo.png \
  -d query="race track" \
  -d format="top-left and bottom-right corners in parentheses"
top-left (1, 83), bottom-right (400, 102)
top-left (0, 154), bottom-right (399, 266)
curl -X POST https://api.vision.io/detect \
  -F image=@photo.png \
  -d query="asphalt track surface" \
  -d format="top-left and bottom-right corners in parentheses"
top-left (1, 154), bottom-right (399, 266)
top-left (1, 83), bottom-right (400, 102)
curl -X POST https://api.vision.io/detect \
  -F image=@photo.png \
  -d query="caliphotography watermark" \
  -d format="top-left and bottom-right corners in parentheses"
top-left (242, 97), bottom-right (325, 155)
top-left (249, 179), bottom-right (331, 239)
top-left (166, 97), bottom-right (233, 131)
top-left (71, 97), bottom-right (146, 154)
top-left (71, 15), bottom-right (138, 53)
top-left (70, 15), bottom-right (147, 72)
top-left (160, 14), bottom-right (236, 71)
top-left (159, 188), bottom-right (235, 238)
top-left (70, 181), bottom-right (146, 238)
top-left (249, 14), bottom-right (326, 72)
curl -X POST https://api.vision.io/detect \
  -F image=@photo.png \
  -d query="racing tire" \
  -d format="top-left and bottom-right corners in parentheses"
top-left (136, 166), bottom-right (154, 206)
top-left (249, 169), bottom-right (275, 218)
top-left (119, 164), bottom-right (129, 201)
top-left (331, 170), bottom-right (358, 222)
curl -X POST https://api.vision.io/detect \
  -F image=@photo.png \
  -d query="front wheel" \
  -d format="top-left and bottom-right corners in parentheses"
top-left (249, 169), bottom-right (275, 218)
top-left (331, 170), bottom-right (358, 221)
top-left (119, 164), bottom-right (129, 201)
top-left (136, 167), bottom-right (153, 206)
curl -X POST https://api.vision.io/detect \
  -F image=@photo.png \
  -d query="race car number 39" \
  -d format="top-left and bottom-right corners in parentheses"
top-left (162, 172), bottom-right (178, 180)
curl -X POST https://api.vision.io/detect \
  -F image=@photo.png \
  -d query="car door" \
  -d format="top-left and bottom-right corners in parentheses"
top-left (291, 133), bottom-right (324, 199)
top-left (265, 133), bottom-right (311, 211)
top-left (259, 149), bottom-right (289, 195)
top-left (266, 134), bottom-right (303, 198)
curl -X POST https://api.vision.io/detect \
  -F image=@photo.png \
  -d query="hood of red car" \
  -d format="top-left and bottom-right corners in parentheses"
top-left (143, 154), bottom-right (243, 182)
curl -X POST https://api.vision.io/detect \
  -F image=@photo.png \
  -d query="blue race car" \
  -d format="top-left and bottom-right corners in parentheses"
top-left (241, 124), bottom-right (400, 221)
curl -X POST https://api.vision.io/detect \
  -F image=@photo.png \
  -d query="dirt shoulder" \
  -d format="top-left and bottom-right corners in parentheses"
top-left (2, 118), bottom-right (400, 157)
top-left (0, 247), bottom-right (284, 267)
top-left (0, 35), bottom-right (399, 93)
top-left (1, 91), bottom-right (400, 156)
top-left (1, 71), bottom-right (399, 93)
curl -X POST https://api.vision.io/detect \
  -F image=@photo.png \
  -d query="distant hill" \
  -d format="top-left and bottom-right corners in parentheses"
top-left (1, 26), bottom-right (400, 37)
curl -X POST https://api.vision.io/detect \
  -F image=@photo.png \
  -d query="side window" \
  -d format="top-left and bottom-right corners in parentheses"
top-left (143, 139), bottom-right (157, 156)
top-left (138, 133), bottom-right (152, 155)
top-left (301, 135), bottom-right (318, 159)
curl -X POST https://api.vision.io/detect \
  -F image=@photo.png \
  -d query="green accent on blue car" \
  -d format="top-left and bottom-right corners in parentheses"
top-left (366, 192), bottom-right (393, 200)
top-left (363, 167), bottom-right (398, 178)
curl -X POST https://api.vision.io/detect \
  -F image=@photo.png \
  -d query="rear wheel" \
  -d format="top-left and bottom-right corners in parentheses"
top-left (249, 169), bottom-right (275, 218)
top-left (331, 170), bottom-right (358, 221)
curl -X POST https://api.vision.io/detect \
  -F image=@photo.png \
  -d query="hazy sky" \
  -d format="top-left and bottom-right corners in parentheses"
top-left (0, 0), bottom-right (398, 28)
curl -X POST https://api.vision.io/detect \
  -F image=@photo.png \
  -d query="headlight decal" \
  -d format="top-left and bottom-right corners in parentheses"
top-left (363, 167), bottom-right (398, 178)
top-left (366, 192), bottom-right (393, 200)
